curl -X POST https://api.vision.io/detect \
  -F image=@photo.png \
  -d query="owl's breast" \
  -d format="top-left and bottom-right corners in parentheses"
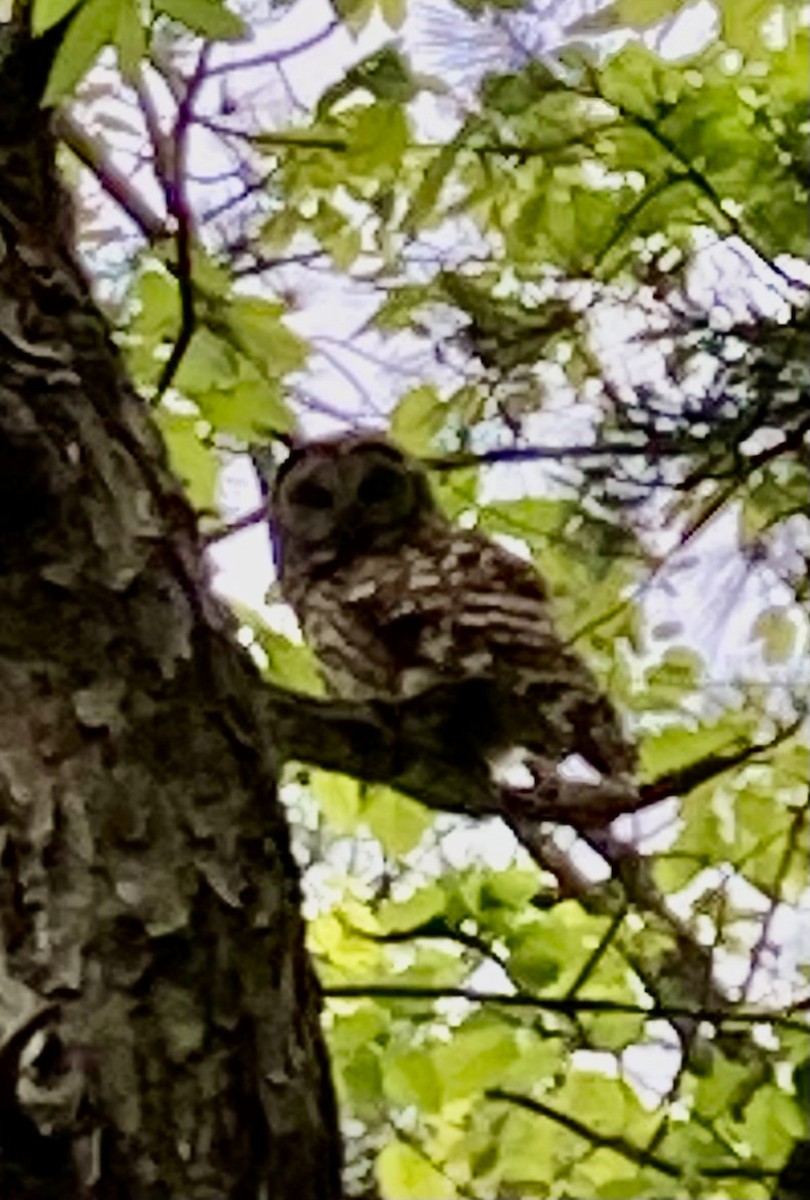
top-left (289, 529), bottom-right (561, 702)
top-left (292, 546), bottom-right (449, 700)
top-left (281, 520), bottom-right (635, 775)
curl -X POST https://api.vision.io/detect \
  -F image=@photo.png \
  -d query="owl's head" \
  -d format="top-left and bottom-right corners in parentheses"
top-left (269, 435), bottom-right (436, 574)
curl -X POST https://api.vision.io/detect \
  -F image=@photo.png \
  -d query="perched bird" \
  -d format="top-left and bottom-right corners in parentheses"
top-left (267, 434), bottom-right (635, 803)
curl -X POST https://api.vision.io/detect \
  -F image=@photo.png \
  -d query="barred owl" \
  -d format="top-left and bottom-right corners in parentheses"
top-left (268, 435), bottom-right (635, 788)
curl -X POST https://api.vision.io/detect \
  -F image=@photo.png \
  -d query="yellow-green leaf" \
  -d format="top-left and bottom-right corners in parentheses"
top-left (114, 0), bottom-right (146, 78)
top-left (379, 0), bottom-right (407, 29)
top-left (376, 1141), bottom-right (456, 1199)
top-left (390, 385), bottom-right (445, 453)
top-left (155, 410), bottom-right (218, 510)
top-left (154, 0), bottom-right (245, 40)
top-left (383, 1048), bottom-right (442, 1111)
top-left (43, 0), bottom-right (118, 104)
top-left (227, 296), bottom-right (307, 378)
top-left (364, 786), bottom-right (433, 856)
top-left (32, 0), bottom-right (82, 35)
top-left (752, 606), bottom-right (798, 664)
top-left (334, 0), bottom-right (376, 35)
top-left (433, 1024), bottom-right (518, 1101)
top-left (309, 771), bottom-right (363, 832)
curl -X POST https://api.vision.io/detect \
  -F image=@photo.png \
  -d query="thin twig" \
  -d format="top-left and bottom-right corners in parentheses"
top-left (205, 20), bottom-right (341, 78)
top-left (55, 113), bottom-right (167, 241)
top-left (487, 1088), bottom-right (777, 1181)
top-left (155, 46), bottom-right (212, 400)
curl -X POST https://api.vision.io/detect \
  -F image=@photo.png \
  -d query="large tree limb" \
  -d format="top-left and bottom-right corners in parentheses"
top-left (265, 678), bottom-right (797, 828)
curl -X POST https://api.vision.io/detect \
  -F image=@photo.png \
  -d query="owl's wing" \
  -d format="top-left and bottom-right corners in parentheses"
top-left (421, 531), bottom-right (564, 675)
top-left (415, 529), bottom-right (636, 774)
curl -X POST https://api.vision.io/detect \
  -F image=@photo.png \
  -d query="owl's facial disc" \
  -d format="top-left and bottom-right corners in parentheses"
top-left (277, 459), bottom-right (339, 547)
top-left (288, 478), bottom-right (333, 510)
top-left (356, 461), bottom-right (408, 508)
top-left (346, 449), bottom-right (421, 545)
top-left (271, 437), bottom-right (436, 569)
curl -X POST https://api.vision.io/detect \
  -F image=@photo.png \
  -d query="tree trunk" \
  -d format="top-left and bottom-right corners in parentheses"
top-left (0, 18), bottom-right (341, 1199)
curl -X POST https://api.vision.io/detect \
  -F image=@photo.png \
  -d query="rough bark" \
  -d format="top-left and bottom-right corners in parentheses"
top-left (0, 16), bottom-right (340, 1199)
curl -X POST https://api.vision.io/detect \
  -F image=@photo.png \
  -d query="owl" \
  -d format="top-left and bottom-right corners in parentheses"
top-left (268, 434), bottom-right (635, 792)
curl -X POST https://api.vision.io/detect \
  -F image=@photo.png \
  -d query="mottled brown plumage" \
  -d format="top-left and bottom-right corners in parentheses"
top-left (268, 435), bottom-right (635, 783)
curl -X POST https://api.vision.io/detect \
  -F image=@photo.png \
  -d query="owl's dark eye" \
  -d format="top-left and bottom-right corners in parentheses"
top-left (290, 480), bottom-right (333, 509)
top-left (358, 465), bottom-right (405, 506)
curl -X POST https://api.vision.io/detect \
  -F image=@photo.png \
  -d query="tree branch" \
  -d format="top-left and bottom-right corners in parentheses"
top-left (55, 113), bottom-right (167, 242)
top-left (265, 680), bottom-right (800, 830)
top-left (323, 985), bottom-right (809, 1032)
top-left (487, 1088), bottom-right (776, 1182)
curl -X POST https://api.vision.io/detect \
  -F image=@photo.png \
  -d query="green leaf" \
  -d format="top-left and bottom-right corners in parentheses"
top-left (43, 0), bottom-right (119, 104)
top-left (376, 1140), bottom-right (456, 1199)
top-left (363, 786), bottom-right (433, 856)
top-left (174, 329), bottom-right (237, 395)
top-left (509, 904), bottom-right (620, 995)
top-left (155, 410), bottom-right (218, 510)
top-left (482, 61), bottom-right (566, 114)
top-left (195, 381), bottom-right (292, 440)
top-left (431, 465), bottom-right (479, 522)
top-left (377, 884), bottom-right (446, 933)
top-left (743, 1085), bottom-right (806, 1159)
top-left (752, 606), bottom-right (798, 664)
top-left (310, 201), bottom-right (363, 269)
top-left (718, 0), bottom-right (775, 53)
top-left (132, 267), bottom-right (181, 338)
top-left (331, 1006), bottom-right (388, 1056)
top-left (309, 771), bottom-right (363, 832)
top-left (332, 0), bottom-right (376, 35)
top-left (379, 0), bottom-right (407, 28)
top-left (126, 266), bottom-right (181, 386)
top-left (480, 497), bottom-right (569, 545)
top-left (479, 867), bottom-right (541, 910)
top-left (164, 296), bottom-right (301, 437)
top-left (254, 628), bottom-right (325, 696)
top-left (565, 0), bottom-right (687, 33)
top-left (390, 385), bottom-right (446, 453)
top-left (497, 1106), bottom-right (557, 1184)
top-left (742, 464), bottom-right (810, 535)
top-left (114, 0), bottom-right (146, 78)
top-left (372, 282), bottom-right (438, 331)
top-left (433, 1023), bottom-right (518, 1101)
top-left (599, 42), bottom-right (686, 121)
top-left (640, 647), bottom-right (704, 705)
top-left (617, 0), bottom-right (689, 25)
top-left (32, 0), bottom-right (83, 35)
top-left (154, 0), bottom-right (245, 40)
top-left (383, 1048), bottom-right (442, 1111)
top-left (343, 101), bottom-right (410, 177)
top-left (317, 46), bottom-right (423, 114)
top-left (638, 718), bottom-right (746, 779)
top-left (499, 1034), bottom-right (561, 1092)
top-left (555, 1072), bottom-right (658, 1141)
top-left (510, 932), bottom-right (563, 990)
top-left (225, 295), bottom-right (307, 379)
top-left (258, 208), bottom-right (299, 253)
top-left (691, 1050), bottom-right (757, 1119)
top-left (340, 1044), bottom-right (384, 1107)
